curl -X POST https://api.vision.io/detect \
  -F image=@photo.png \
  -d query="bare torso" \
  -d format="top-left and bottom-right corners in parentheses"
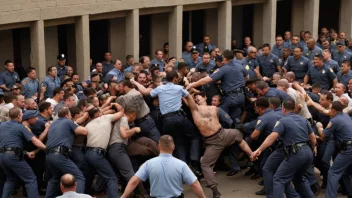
top-left (191, 105), bottom-right (222, 137)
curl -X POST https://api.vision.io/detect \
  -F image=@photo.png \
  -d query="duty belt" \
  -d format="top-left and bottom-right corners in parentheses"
top-left (46, 146), bottom-right (72, 157)
top-left (223, 88), bottom-right (244, 95)
top-left (283, 142), bottom-right (309, 160)
top-left (336, 140), bottom-right (352, 152)
top-left (161, 110), bottom-right (185, 119)
top-left (86, 147), bottom-right (107, 157)
top-left (0, 147), bottom-right (23, 157)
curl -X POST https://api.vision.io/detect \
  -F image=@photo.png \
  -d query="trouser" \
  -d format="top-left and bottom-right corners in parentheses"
top-left (228, 144), bottom-right (240, 171)
top-left (262, 148), bottom-right (298, 198)
top-left (108, 143), bottom-right (135, 182)
top-left (126, 137), bottom-right (159, 156)
top-left (220, 93), bottom-right (245, 122)
top-left (316, 139), bottom-right (336, 185)
top-left (273, 145), bottom-right (314, 198)
top-left (162, 113), bottom-right (201, 163)
top-left (0, 153), bottom-right (38, 198)
top-left (135, 115), bottom-right (161, 142)
top-left (201, 128), bottom-right (243, 187)
top-left (45, 153), bottom-right (85, 198)
top-left (326, 146), bottom-right (352, 198)
top-left (85, 150), bottom-right (119, 198)
top-left (25, 151), bottom-right (46, 190)
top-left (70, 146), bottom-right (94, 192)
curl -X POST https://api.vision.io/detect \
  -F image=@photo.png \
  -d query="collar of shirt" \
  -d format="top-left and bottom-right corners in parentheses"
top-left (159, 153), bottom-right (173, 157)
top-left (286, 112), bottom-right (296, 116)
top-left (263, 108), bottom-right (273, 114)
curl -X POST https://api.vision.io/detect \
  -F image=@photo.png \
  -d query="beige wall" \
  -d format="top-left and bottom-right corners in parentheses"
top-left (109, 18), bottom-right (126, 60)
top-left (0, 30), bottom-right (14, 64)
top-left (205, 9), bottom-right (218, 46)
top-left (150, 13), bottom-right (169, 56)
top-left (44, 26), bottom-right (58, 68)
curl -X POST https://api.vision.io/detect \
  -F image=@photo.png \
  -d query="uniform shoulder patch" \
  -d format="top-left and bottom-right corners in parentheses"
top-left (213, 69), bottom-right (219, 73)
top-left (329, 68), bottom-right (333, 73)
top-left (274, 121), bottom-right (280, 128)
top-left (22, 79), bottom-right (28, 85)
top-left (225, 114), bottom-right (230, 119)
top-left (326, 122), bottom-right (332, 129)
top-left (245, 65), bottom-right (250, 70)
top-left (256, 120), bottom-right (261, 126)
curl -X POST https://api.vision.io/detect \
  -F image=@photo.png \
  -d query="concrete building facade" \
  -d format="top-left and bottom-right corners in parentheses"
top-left (0, 0), bottom-right (348, 81)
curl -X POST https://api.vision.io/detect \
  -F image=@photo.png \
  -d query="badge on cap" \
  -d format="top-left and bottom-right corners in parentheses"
top-left (249, 61), bottom-right (251, 64)
top-left (245, 65), bottom-right (250, 70)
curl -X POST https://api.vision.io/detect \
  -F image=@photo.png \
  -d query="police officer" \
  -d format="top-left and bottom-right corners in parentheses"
top-left (151, 50), bottom-right (165, 72)
top-left (187, 49), bottom-right (248, 122)
top-left (284, 35), bottom-right (300, 52)
top-left (103, 59), bottom-right (124, 83)
top-left (43, 66), bottom-right (61, 99)
top-left (337, 60), bottom-right (352, 88)
top-left (84, 104), bottom-right (123, 197)
top-left (102, 51), bottom-right (115, 77)
top-left (21, 67), bottom-right (40, 99)
top-left (196, 35), bottom-right (216, 55)
top-left (257, 43), bottom-right (281, 81)
top-left (132, 71), bottom-right (202, 176)
top-left (316, 101), bottom-right (352, 198)
top-left (195, 52), bottom-right (216, 73)
top-left (182, 41), bottom-right (194, 67)
top-left (0, 60), bottom-right (20, 93)
top-left (45, 107), bottom-right (88, 197)
top-left (251, 99), bottom-right (316, 198)
top-left (0, 107), bottom-right (46, 197)
top-left (303, 38), bottom-right (323, 61)
top-left (283, 47), bottom-right (312, 83)
top-left (332, 40), bottom-right (352, 66)
top-left (56, 54), bottom-right (67, 79)
top-left (279, 47), bottom-right (291, 69)
top-left (242, 46), bottom-right (259, 78)
top-left (272, 35), bottom-right (284, 58)
top-left (189, 47), bottom-right (202, 69)
top-left (255, 81), bottom-right (291, 102)
top-left (304, 55), bottom-right (337, 91)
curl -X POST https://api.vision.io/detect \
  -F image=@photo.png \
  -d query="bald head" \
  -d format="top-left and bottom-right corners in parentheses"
top-left (285, 72), bottom-right (295, 83)
top-left (278, 79), bottom-right (290, 89)
top-left (307, 38), bottom-right (316, 49)
top-left (158, 135), bottom-right (175, 153)
top-left (339, 96), bottom-right (349, 108)
top-left (60, 174), bottom-right (77, 192)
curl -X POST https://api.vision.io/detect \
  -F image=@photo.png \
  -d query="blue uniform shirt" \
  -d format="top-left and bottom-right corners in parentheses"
top-left (43, 75), bottom-right (61, 99)
top-left (182, 51), bottom-right (192, 66)
top-left (332, 50), bottom-right (352, 66)
top-left (306, 65), bottom-right (336, 90)
top-left (195, 61), bottom-right (216, 73)
top-left (324, 59), bottom-right (340, 74)
top-left (135, 153), bottom-right (197, 198)
top-left (255, 108), bottom-right (282, 139)
top-left (0, 120), bottom-right (34, 147)
top-left (210, 61), bottom-right (248, 93)
top-left (299, 41), bottom-right (307, 49)
top-left (151, 59), bottom-right (165, 72)
top-left (103, 68), bottom-right (124, 83)
top-left (273, 112), bottom-right (313, 146)
top-left (242, 57), bottom-right (259, 78)
top-left (102, 61), bottom-right (114, 77)
top-left (30, 114), bottom-right (50, 137)
top-left (21, 77), bottom-right (39, 98)
top-left (218, 107), bottom-right (233, 128)
top-left (323, 113), bottom-right (352, 142)
top-left (189, 57), bottom-right (202, 69)
top-left (274, 107), bottom-right (284, 117)
top-left (303, 46), bottom-right (322, 61)
top-left (56, 64), bottom-right (67, 78)
top-left (46, 118), bottom-right (78, 149)
top-left (265, 88), bottom-right (291, 102)
top-left (272, 44), bottom-right (283, 58)
top-left (150, 83), bottom-right (188, 115)
top-left (257, 54), bottom-right (280, 78)
top-left (337, 70), bottom-right (352, 88)
top-left (284, 55), bottom-right (312, 82)
top-left (0, 70), bottom-right (20, 92)
top-left (196, 43), bottom-right (216, 55)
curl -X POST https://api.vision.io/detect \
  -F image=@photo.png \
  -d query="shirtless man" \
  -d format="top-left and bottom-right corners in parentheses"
top-left (185, 92), bottom-right (252, 198)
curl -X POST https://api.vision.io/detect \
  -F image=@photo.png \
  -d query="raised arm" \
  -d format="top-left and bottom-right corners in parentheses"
top-left (184, 94), bottom-right (198, 112)
top-left (130, 79), bottom-right (153, 95)
top-left (111, 103), bottom-right (125, 122)
top-left (186, 76), bottom-right (213, 90)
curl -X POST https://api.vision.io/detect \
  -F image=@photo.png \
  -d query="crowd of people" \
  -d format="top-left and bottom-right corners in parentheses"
top-left (0, 27), bottom-right (352, 198)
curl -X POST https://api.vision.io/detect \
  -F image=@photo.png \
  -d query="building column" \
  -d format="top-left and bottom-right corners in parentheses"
top-left (291, 0), bottom-right (304, 35)
top-left (217, 1), bottom-right (231, 51)
top-left (151, 13), bottom-right (169, 56)
top-left (75, 15), bottom-right (90, 81)
top-left (109, 18), bottom-right (126, 60)
top-left (205, 9), bottom-right (218, 46)
top-left (339, 0), bottom-right (352, 38)
top-left (304, 0), bottom-right (319, 38)
top-left (168, 5), bottom-right (183, 59)
top-left (263, 0), bottom-right (276, 45)
top-left (253, 4), bottom-right (264, 45)
top-left (45, 26), bottom-right (59, 69)
top-left (126, 9), bottom-right (139, 59)
top-left (30, 20), bottom-right (46, 81)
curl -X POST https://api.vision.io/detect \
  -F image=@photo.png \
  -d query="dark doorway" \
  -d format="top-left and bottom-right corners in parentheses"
top-left (276, 0), bottom-right (292, 35)
top-left (242, 4), bottom-right (254, 46)
top-left (139, 15), bottom-right (151, 57)
top-left (191, 10), bottom-right (205, 45)
top-left (57, 25), bottom-right (68, 59)
top-left (319, 0), bottom-right (340, 31)
top-left (182, 11), bottom-right (190, 46)
top-left (90, 20), bottom-right (109, 63)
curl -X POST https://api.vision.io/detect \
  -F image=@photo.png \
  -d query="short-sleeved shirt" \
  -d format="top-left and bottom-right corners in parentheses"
top-left (323, 113), bottom-right (352, 142)
top-left (45, 98), bottom-right (59, 109)
top-left (150, 83), bottom-right (188, 115)
top-left (242, 57), bottom-right (259, 78)
top-left (117, 89), bottom-right (150, 119)
top-left (284, 55), bottom-right (312, 82)
top-left (151, 59), bottom-right (165, 72)
top-left (42, 75), bottom-right (61, 99)
top-left (272, 44), bottom-right (283, 58)
top-left (303, 45), bottom-right (322, 61)
top-left (324, 59), bottom-right (340, 74)
top-left (196, 43), bottom-right (216, 55)
top-left (56, 64), bottom-right (67, 78)
top-left (135, 154), bottom-right (197, 198)
top-left (0, 70), bottom-right (20, 92)
top-left (103, 68), bottom-right (124, 83)
top-left (189, 57), bottom-right (202, 69)
top-left (257, 54), bottom-right (280, 78)
top-left (337, 70), bottom-right (352, 88)
top-left (21, 77), bottom-right (39, 98)
top-left (274, 107), bottom-right (284, 117)
top-left (30, 114), bottom-right (50, 137)
top-left (255, 108), bottom-right (282, 140)
top-left (210, 61), bottom-right (248, 93)
top-left (86, 114), bottom-right (114, 149)
top-left (0, 120), bottom-right (34, 147)
top-left (182, 51), bottom-right (192, 66)
top-left (273, 112), bottom-right (313, 146)
top-left (332, 50), bottom-right (352, 66)
top-left (109, 116), bottom-right (129, 145)
top-left (46, 118), bottom-right (78, 149)
top-left (102, 61), bottom-right (114, 77)
top-left (195, 61), bottom-right (216, 73)
top-left (306, 65), bottom-right (336, 90)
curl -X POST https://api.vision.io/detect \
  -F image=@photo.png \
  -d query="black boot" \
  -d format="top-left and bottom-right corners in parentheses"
top-left (255, 187), bottom-right (266, 195)
top-left (211, 186), bottom-right (221, 198)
